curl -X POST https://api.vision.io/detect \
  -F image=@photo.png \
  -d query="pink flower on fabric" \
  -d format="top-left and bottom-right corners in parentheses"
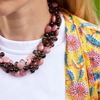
top-left (69, 82), bottom-right (88, 100)
top-left (88, 51), bottom-right (100, 68)
top-left (86, 67), bottom-right (95, 84)
top-left (66, 34), bottom-right (81, 51)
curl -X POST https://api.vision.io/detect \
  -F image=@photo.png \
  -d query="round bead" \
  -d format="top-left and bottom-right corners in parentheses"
top-left (30, 69), bottom-right (35, 73)
top-left (52, 25), bottom-right (57, 32)
top-left (37, 42), bottom-right (44, 51)
top-left (52, 15), bottom-right (56, 23)
top-left (20, 69), bottom-right (27, 76)
top-left (45, 25), bottom-right (52, 33)
top-left (15, 71), bottom-right (21, 77)
top-left (43, 47), bottom-right (51, 54)
top-left (17, 62), bottom-right (25, 70)
top-left (37, 59), bottom-right (44, 66)
top-left (3, 57), bottom-right (10, 63)
top-left (52, 2), bottom-right (58, 7)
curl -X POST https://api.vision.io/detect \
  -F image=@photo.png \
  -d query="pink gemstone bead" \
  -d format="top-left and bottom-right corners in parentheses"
top-left (52, 25), bottom-right (57, 32)
top-left (55, 29), bottom-right (59, 36)
top-left (37, 42), bottom-right (44, 51)
top-left (52, 15), bottom-right (56, 23)
top-left (37, 59), bottom-right (44, 66)
top-left (9, 60), bottom-right (13, 64)
top-left (52, 2), bottom-right (58, 7)
top-left (3, 57), bottom-right (10, 63)
top-left (45, 25), bottom-right (52, 33)
top-left (11, 72), bottom-right (15, 76)
top-left (57, 11), bottom-right (62, 16)
top-left (27, 55), bottom-right (33, 60)
top-left (43, 47), bottom-right (51, 54)
top-left (26, 59), bottom-right (31, 66)
top-left (17, 62), bottom-right (25, 70)
top-left (20, 69), bottom-right (27, 76)
top-left (2, 68), bottom-right (6, 71)
top-left (15, 71), bottom-right (21, 77)
top-left (33, 62), bottom-right (37, 65)
top-left (0, 58), bottom-right (3, 63)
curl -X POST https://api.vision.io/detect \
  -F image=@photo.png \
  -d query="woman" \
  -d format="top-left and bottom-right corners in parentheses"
top-left (0, 0), bottom-right (99, 100)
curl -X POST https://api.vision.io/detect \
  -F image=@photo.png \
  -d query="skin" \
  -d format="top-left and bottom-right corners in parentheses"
top-left (0, 0), bottom-right (51, 41)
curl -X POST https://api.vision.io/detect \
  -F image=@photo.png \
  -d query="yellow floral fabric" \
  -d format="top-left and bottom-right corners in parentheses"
top-left (62, 10), bottom-right (100, 100)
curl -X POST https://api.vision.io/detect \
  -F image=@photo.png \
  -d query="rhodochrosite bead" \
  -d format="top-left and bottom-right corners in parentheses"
top-left (52, 15), bottom-right (56, 23)
top-left (43, 47), bottom-right (51, 54)
top-left (52, 2), bottom-right (58, 7)
top-left (20, 69), bottom-right (27, 76)
top-left (26, 55), bottom-right (33, 60)
top-left (15, 71), bottom-right (20, 77)
top-left (3, 57), bottom-right (10, 63)
top-left (45, 25), bottom-right (52, 33)
top-left (55, 29), bottom-right (59, 36)
top-left (52, 25), bottom-right (57, 31)
top-left (37, 42), bottom-right (44, 51)
top-left (0, 58), bottom-right (3, 63)
top-left (37, 59), bottom-right (44, 66)
top-left (17, 62), bottom-right (25, 70)
top-left (26, 59), bottom-right (31, 66)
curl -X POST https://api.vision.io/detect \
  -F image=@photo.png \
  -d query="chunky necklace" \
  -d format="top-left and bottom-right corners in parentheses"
top-left (0, 0), bottom-right (62, 77)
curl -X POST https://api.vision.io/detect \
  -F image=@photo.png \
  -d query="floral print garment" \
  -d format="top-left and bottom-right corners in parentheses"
top-left (62, 9), bottom-right (100, 100)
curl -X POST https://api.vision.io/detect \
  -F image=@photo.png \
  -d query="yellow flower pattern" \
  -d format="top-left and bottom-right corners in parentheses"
top-left (62, 9), bottom-right (100, 100)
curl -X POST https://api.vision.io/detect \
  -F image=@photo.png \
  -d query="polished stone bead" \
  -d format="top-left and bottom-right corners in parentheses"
top-left (14, 67), bottom-right (19, 72)
top-left (52, 25), bottom-right (57, 32)
top-left (34, 65), bottom-right (39, 70)
top-left (23, 66), bottom-right (29, 71)
top-left (15, 71), bottom-right (21, 77)
top-left (17, 62), bottom-right (25, 70)
top-left (26, 59), bottom-right (31, 66)
top-left (53, 36), bottom-right (58, 41)
top-left (3, 57), bottom-right (10, 63)
top-left (27, 55), bottom-right (33, 61)
top-left (37, 42), bottom-right (44, 51)
top-left (45, 25), bottom-right (52, 33)
top-left (50, 31), bottom-right (55, 36)
top-left (44, 33), bottom-right (50, 37)
top-left (49, 22), bottom-right (54, 27)
top-left (43, 47), bottom-right (51, 54)
top-left (55, 29), bottom-right (59, 36)
top-left (52, 2), bottom-right (58, 7)
top-left (20, 69), bottom-right (27, 76)
top-left (28, 65), bottom-right (34, 69)
top-left (30, 69), bottom-right (35, 73)
top-left (0, 52), bottom-right (5, 58)
top-left (52, 15), bottom-right (56, 23)
top-left (0, 58), bottom-right (3, 63)
top-left (37, 59), bottom-right (44, 66)
top-left (20, 59), bottom-right (25, 65)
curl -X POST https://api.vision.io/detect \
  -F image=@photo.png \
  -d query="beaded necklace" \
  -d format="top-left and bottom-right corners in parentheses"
top-left (0, 0), bottom-right (62, 77)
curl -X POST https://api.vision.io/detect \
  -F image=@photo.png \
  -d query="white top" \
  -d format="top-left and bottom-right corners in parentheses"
top-left (0, 14), bottom-right (67, 100)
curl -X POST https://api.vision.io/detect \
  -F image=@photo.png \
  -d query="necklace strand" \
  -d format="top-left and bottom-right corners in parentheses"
top-left (0, 0), bottom-right (62, 77)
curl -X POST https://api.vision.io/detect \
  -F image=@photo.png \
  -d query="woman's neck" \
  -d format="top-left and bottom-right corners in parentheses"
top-left (0, 0), bottom-right (51, 41)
